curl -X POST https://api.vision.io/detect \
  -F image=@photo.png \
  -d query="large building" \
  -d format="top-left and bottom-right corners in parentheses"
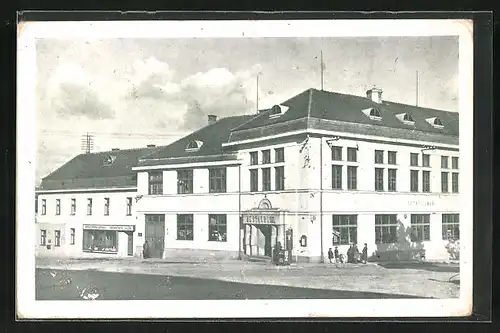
top-left (36, 87), bottom-right (460, 262)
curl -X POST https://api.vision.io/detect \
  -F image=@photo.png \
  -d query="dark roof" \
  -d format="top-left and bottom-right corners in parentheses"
top-left (40, 146), bottom-right (161, 191)
top-left (137, 115), bottom-right (255, 165)
top-left (226, 88), bottom-right (459, 144)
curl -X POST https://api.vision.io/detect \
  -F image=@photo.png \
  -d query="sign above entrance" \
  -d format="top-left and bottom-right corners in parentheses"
top-left (83, 224), bottom-right (135, 232)
top-left (243, 213), bottom-right (279, 225)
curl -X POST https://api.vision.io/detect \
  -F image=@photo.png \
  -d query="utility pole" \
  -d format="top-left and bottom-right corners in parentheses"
top-left (80, 132), bottom-right (95, 154)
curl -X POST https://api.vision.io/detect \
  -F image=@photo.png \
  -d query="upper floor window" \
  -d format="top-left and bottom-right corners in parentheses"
top-left (451, 157), bottom-right (459, 169)
top-left (70, 198), bottom-right (76, 215)
top-left (275, 148), bottom-right (285, 163)
top-left (331, 146), bottom-right (342, 161)
top-left (262, 150), bottom-right (271, 164)
top-left (441, 156), bottom-right (449, 169)
top-left (250, 169), bottom-right (258, 192)
top-left (275, 166), bottom-right (285, 191)
top-left (374, 150), bottom-right (384, 164)
top-left (148, 171), bottom-right (163, 195)
top-left (397, 113), bottom-right (415, 124)
top-left (250, 152), bottom-right (258, 165)
top-left (186, 140), bottom-right (203, 152)
top-left (177, 170), bottom-right (194, 194)
top-left (426, 117), bottom-right (444, 128)
top-left (262, 168), bottom-right (271, 192)
top-left (104, 198), bottom-right (110, 216)
top-left (126, 197), bottom-right (132, 216)
top-left (332, 165), bottom-right (342, 190)
top-left (403, 113), bottom-right (414, 122)
top-left (70, 228), bottom-right (75, 245)
top-left (40, 229), bottom-right (47, 246)
top-left (375, 168), bottom-right (384, 191)
top-left (388, 151), bottom-right (397, 165)
top-left (347, 147), bottom-right (357, 162)
top-left (422, 154), bottom-right (430, 167)
top-left (55, 199), bottom-right (61, 216)
top-left (347, 166), bottom-right (357, 190)
top-left (41, 199), bottom-right (46, 215)
top-left (410, 153), bottom-right (419, 166)
top-left (87, 198), bottom-right (92, 216)
top-left (209, 168), bottom-right (226, 193)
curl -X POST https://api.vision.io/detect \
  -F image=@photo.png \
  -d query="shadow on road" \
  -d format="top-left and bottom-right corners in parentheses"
top-left (36, 268), bottom-right (429, 301)
top-left (377, 262), bottom-right (459, 273)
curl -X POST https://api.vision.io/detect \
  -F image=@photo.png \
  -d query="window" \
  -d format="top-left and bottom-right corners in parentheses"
top-left (177, 170), bottom-right (193, 194)
top-left (70, 228), bottom-right (75, 245)
top-left (87, 198), bottom-right (92, 215)
top-left (410, 153), bottom-right (419, 166)
top-left (186, 140), bottom-right (203, 151)
top-left (83, 229), bottom-right (117, 252)
top-left (54, 230), bottom-right (61, 247)
top-left (55, 199), bottom-right (61, 215)
top-left (250, 152), bottom-right (258, 165)
top-left (347, 166), bottom-right (357, 190)
top-left (41, 199), bottom-right (46, 215)
top-left (433, 117), bottom-right (443, 126)
top-left (403, 113), bottom-right (414, 122)
top-left (410, 214), bottom-right (430, 242)
top-left (126, 197), bottom-right (132, 216)
top-left (40, 229), bottom-right (46, 246)
top-left (332, 215), bottom-right (357, 245)
top-left (375, 168), bottom-right (384, 191)
top-left (388, 169), bottom-right (397, 192)
top-left (370, 108), bottom-right (382, 118)
top-left (331, 146), bottom-right (342, 161)
top-left (388, 151), bottom-right (397, 165)
top-left (375, 214), bottom-right (398, 244)
top-left (441, 156), bottom-right (449, 169)
top-left (208, 214), bottom-right (227, 242)
top-left (422, 154), bottom-right (430, 167)
top-left (148, 171), bottom-right (163, 195)
top-left (177, 214), bottom-right (194, 240)
top-left (275, 148), bottom-right (285, 163)
top-left (442, 214), bottom-right (460, 240)
top-left (250, 169), bottom-right (258, 192)
top-left (332, 165), bottom-right (342, 189)
top-left (452, 173), bottom-right (459, 193)
top-left (347, 147), bottom-right (357, 162)
top-left (262, 150), bottom-right (271, 164)
top-left (452, 157), bottom-right (459, 169)
top-left (422, 171), bottom-right (431, 192)
top-left (441, 172), bottom-right (449, 193)
top-left (374, 150), bottom-right (384, 164)
top-left (209, 168), bottom-right (226, 193)
top-left (410, 170), bottom-right (419, 192)
top-left (275, 166), bottom-right (285, 191)
top-left (70, 198), bottom-right (76, 215)
top-left (262, 168), bottom-right (271, 191)
top-left (104, 198), bottom-right (110, 216)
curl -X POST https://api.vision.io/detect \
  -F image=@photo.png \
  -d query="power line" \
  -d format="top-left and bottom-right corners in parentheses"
top-left (41, 130), bottom-right (185, 138)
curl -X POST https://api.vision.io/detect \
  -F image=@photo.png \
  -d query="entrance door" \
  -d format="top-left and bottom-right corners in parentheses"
top-left (145, 215), bottom-right (165, 258)
top-left (258, 225), bottom-right (273, 257)
top-left (127, 232), bottom-right (133, 256)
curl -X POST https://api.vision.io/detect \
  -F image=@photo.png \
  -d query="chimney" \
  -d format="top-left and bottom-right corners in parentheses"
top-left (111, 148), bottom-right (120, 151)
top-left (366, 87), bottom-right (383, 104)
top-left (208, 114), bottom-right (217, 125)
top-left (146, 144), bottom-right (156, 148)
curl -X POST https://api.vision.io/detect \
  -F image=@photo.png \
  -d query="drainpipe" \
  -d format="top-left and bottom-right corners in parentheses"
top-left (319, 136), bottom-right (324, 263)
top-left (238, 164), bottom-right (242, 260)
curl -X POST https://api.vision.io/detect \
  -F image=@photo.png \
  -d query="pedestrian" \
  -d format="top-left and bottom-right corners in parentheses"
top-left (143, 241), bottom-right (150, 259)
top-left (362, 243), bottom-right (368, 264)
top-left (353, 244), bottom-right (360, 264)
top-left (327, 248), bottom-right (334, 263)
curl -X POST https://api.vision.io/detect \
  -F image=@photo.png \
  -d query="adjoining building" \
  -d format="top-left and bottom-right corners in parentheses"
top-left (133, 87), bottom-right (460, 263)
top-left (35, 145), bottom-right (160, 257)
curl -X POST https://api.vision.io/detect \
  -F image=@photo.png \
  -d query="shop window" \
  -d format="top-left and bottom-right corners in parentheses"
top-left (148, 171), bottom-right (163, 195)
top-left (262, 150), bottom-right (271, 164)
top-left (275, 166), bottom-right (285, 191)
top-left (83, 229), bottom-right (117, 252)
top-left (347, 166), bottom-right (357, 190)
top-left (177, 214), bottom-right (194, 240)
top-left (104, 198), bottom-right (110, 216)
top-left (41, 199), bottom-right (46, 215)
top-left (209, 168), bottom-right (226, 193)
top-left (388, 151), bottom-right (397, 165)
top-left (70, 228), bottom-right (75, 245)
top-left (71, 198), bottom-right (76, 215)
top-left (332, 215), bottom-right (357, 245)
top-left (177, 169), bottom-right (193, 194)
top-left (126, 197), bottom-right (132, 216)
top-left (375, 214), bottom-right (398, 244)
top-left (410, 214), bottom-right (430, 242)
top-left (275, 147), bottom-right (285, 163)
top-left (40, 229), bottom-right (46, 246)
top-left (375, 168), bottom-right (384, 191)
top-left (54, 230), bottom-right (61, 247)
top-left (208, 214), bottom-right (227, 242)
top-left (442, 214), bottom-right (460, 240)
top-left (55, 199), bottom-right (61, 215)
top-left (331, 146), bottom-right (342, 161)
top-left (262, 168), bottom-right (271, 191)
top-left (388, 169), bottom-right (397, 192)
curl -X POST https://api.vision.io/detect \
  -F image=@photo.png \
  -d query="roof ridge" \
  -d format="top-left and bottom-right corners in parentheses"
top-left (306, 88), bottom-right (314, 129)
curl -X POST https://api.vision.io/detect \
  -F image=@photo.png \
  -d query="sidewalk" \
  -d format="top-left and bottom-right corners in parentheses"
top-left (36, 256), bottom-right (460, 299)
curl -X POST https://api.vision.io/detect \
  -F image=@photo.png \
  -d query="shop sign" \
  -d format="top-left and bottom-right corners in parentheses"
top-left (83, 224), bottom-right (135, 232)
top-left (242, 213), bottom-right (280, 225)
top-left (408, 200), bottom-right (435, 207)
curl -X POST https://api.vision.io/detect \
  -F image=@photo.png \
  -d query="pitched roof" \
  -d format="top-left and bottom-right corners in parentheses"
top-left (137, 114), bottom-right (255, 166)
top-left (226, 88), bottom-right (459, 145)
top-left (40, 146), bottom-right (161, 191)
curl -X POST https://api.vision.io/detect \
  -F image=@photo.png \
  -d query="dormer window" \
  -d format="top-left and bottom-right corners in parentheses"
top-left (185, 140), bottom-right (203, 152)
top-left (396, 113), bottom-right (415, 125)
top-left (269, 104), bottom-right (290, 119)
top-left (362, 108), bottom-right (382, 121)
top-left (103, 155), bottom-right (117, 166)
top-left (426, 117), bottom-right (444, 129)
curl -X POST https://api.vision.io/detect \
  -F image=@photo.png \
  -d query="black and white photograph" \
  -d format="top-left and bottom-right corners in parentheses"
top-left (16, 18), bottom-right (474, 318)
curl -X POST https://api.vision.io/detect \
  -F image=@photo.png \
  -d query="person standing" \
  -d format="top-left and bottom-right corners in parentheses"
top-left (143, 240), bottom-right (150, 259)
top-left (362, 243), bottom-right (368, 264)
top-left (327, 248), bottom-right (334, 263)
top-left (334, 246), bottom-right (339, 263)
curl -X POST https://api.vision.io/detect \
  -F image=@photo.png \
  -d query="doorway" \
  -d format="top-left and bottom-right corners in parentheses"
top-left (127, 232), bottom-right (133, 256)
top-left (255, 225), bottom-right (273, 257)
top-left (145, 215), bottom-right (165, 259)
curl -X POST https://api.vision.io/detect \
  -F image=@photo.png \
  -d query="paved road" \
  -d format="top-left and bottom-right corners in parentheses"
top-left (36, 268), bottom-right (426, 300)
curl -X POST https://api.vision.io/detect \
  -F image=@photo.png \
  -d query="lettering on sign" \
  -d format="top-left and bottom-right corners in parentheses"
top-left (408, 200), bottom-right (435, 207)
top-left (83, 224), bottom-right (135, 232)
top-left (242, 214), bottom-right (279, 225)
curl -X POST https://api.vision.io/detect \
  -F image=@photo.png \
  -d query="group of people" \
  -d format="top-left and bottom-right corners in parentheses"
top-left (328, 243), bottom-right (368, 264)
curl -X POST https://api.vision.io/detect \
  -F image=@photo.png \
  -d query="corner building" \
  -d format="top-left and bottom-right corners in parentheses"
top-left (135, 87), bottom-right (460, 263)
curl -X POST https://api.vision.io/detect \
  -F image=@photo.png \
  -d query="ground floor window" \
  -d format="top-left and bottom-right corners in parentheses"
top-left (375, 214), bottom-right (398, 244)
top-left (82, 230), bottom-right (117, 252)
top-left (70, 228), bottom-right (75, 245)
top-left (54, 230), bottom-right (61, 247)
top-left (208, 214), bottom-right (227, 242)
top-left (332, 215), bottom-right (357, 245)
top-left (442, 214), bottom-right (460, 240)
top-left (177, 214), bottom-right (194, 240)
top-left (410, 214), bottom-right (430, 242)
top-left (40, 229), bottom-right (46, 246)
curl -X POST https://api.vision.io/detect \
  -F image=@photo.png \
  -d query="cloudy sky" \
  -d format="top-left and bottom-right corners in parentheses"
top-left (35, 36), bottom-right (459, 183)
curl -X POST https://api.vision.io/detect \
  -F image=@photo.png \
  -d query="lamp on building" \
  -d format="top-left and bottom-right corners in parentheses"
top-left (135, 195), bottom-right (143, 203)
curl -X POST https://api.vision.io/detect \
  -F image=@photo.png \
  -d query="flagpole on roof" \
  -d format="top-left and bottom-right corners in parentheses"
top-left (416, 71), bottom-right (419, 107)
top-left (320, 50), bottom-right (324, 91)
top-left (256, 73), bottom-right (259, 114)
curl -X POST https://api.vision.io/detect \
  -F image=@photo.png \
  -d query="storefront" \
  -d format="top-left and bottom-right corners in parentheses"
top-left (82, 224), bottom-right (135, 256)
